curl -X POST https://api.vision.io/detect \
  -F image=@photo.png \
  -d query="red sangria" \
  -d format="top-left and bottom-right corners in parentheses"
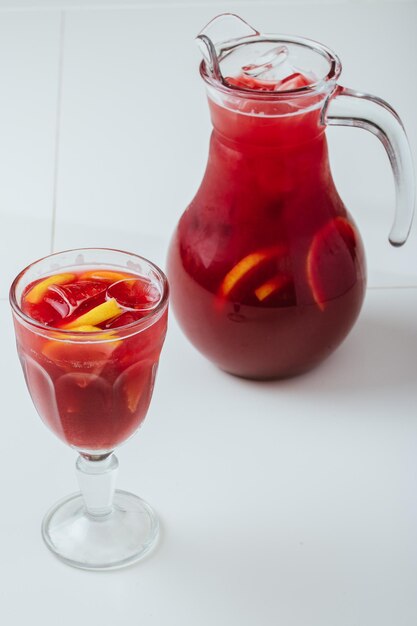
top-left (167, 15), bottom-right (414, 379)
top-left (13, 261), bottom-right (167, 452)
top-left (168, 67), bottom-right (366, 379)
top-left (10, 249), bottom-right (168, 569)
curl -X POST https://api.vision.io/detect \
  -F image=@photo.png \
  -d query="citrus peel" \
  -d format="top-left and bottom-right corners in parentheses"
top-left (25, 273), bottom-right (75, 304)
top-left (63, 298), bottom-right (122, 329)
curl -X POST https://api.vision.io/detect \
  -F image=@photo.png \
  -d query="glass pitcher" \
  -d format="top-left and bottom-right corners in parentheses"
top-left (167, 14), bottom-right (414, 379)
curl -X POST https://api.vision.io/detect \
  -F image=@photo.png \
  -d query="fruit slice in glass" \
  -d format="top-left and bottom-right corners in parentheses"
top-left (10, 249), bottom-right (169, 570)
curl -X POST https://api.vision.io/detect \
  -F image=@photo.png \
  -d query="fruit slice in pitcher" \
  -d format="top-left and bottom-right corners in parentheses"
top-left (254, 274), bottom-right (293, 303)
top-left (219, 246), bottom-right (287, 300)
top-left (307, 217), bottom-right (359, 311)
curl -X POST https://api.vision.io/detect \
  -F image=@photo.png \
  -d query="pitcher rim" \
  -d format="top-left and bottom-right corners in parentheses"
top-left (199, 34), bottom-right (342, 99)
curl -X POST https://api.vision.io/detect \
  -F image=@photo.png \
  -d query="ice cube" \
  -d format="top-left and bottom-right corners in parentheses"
top-left (106, 278), bottom-right (161, 312)
top-left (227, 44), bottom-right (315, 92)
top-left (242, 45), bottom-right (289, 79)
top-left (102, 311), bottom-right (145, 330)
top-left (46, 280), bottom-right (107, 320)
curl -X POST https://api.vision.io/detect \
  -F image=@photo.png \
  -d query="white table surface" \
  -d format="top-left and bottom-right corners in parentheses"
top-left (1, 1), bottom-right (417, 625)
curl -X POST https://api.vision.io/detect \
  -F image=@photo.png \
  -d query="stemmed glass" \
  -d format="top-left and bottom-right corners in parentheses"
top-left (9, 248), bottom-right (169, 570)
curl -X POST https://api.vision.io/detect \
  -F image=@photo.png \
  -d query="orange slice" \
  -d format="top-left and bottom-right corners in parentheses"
top-left (68, 324), bottom-right (121, 344)
top-left (25, 273), bottom-right (75, 304)
top-left (118, 362), bottom-right (154, 414)
top-left (42, 338), bottom-right (120, 375)
top-left (219, 247), bottom-right (283, 298)
top-left (125, 375), bottom-right (147, 413)
top-left (63, 298), bottom-right (122, 329)
top-left (72, 325), bottom-right (101, 332)
top-left (79, 270), bottom-right (131, 282)
top-left (254, 274), bottom-right (292, 302)
top-left (307, 217), bottom-right (358, 312)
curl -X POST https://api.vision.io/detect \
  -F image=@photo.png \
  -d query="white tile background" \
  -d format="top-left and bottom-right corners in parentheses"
top-left (1, 3), bottom-right (417, 626)
top-left (1, 0), bottom-right (416, 299)
top-left (0, 10), bottom-right (61, 297)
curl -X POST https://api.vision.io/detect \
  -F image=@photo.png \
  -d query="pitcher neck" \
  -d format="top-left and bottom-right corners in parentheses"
top-left (207, 94), bottom-right (327, 149)
top-left (209, 124), bottom-right (331, 185)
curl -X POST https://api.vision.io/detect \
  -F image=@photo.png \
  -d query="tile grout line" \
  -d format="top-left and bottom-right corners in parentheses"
top-left (0, 0), bottom-right (414, 12)
top-left (50, 10), bottom-right (66, 254)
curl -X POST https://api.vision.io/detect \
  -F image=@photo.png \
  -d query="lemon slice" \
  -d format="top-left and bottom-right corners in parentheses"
top-left (63, 298), bottom-right (122, 329)
top-left (42, 336), bottom-right (120, 374)
top-left (25, 273), bottom-right (75, 304)
top-left (219, 251), bottom-right (271, 297)
top-left (65, 324), bottom-right (121, 343)
top-left (254, 275), bottom-right (291, 301)
top-left (72, 325), bottom-right (101, 332)
top-left (79, 270), bottom-right (131, 282)
top-left (219, 246), bottom-right (285, 298)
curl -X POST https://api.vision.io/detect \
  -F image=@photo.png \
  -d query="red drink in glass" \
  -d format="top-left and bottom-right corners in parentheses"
top-left (12, 256), bottom-right (168, 454)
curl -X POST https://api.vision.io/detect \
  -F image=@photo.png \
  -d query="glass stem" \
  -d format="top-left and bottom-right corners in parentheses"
top-left (76, 454), bottom-right (119, 517)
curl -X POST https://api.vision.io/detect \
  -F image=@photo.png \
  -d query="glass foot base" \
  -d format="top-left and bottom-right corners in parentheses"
top-left (41, 489), bottom-right (160, 570)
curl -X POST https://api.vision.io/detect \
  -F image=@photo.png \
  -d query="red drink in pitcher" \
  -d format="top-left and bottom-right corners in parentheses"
top-left (168, 68), bottom-right (366, 379)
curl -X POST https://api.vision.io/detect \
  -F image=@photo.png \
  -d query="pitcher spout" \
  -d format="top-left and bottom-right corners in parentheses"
top-left (196, 13), bottom-right (259, 82)
top-left (196, 13), bottom-right (340, 98)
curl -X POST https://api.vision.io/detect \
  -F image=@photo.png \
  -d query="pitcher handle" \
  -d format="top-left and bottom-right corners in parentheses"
top-left (322, 86), bottom-right (415, 246)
